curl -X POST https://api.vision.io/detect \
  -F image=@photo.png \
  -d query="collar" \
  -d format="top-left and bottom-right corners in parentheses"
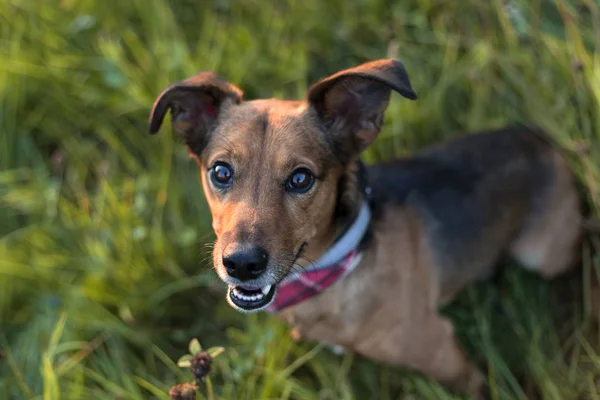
top-left (266, 201), bottom-right (371, 313)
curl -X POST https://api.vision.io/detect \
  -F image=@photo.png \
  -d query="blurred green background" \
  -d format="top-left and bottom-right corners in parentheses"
top-left (1, 0), bottom-right (599, 399)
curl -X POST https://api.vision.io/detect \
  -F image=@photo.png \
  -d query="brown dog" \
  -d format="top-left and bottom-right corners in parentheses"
top-left (148, 59), bottom-right (582, 397)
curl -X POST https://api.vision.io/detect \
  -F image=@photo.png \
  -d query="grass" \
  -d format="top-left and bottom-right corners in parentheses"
top-left (1, 0), bottom-right (599, 398)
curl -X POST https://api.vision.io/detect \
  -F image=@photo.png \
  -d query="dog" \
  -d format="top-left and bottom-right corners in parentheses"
top-left (147, 58), bottom-right (582, 397)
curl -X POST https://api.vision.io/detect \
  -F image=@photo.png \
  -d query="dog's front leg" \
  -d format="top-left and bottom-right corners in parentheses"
top-left (415, 315), bottom-right (485, 399)
top-left (353, 312), bottom-right (485, 399)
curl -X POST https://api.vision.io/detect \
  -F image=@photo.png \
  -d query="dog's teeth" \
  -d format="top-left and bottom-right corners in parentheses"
top-left (231, 286), bottom-right (266, 302)
top-left (261, 285), bottom-right (272, 295)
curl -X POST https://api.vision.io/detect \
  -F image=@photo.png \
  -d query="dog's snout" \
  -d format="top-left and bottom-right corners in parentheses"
top-left (222, 246), bottom-right (269, 281)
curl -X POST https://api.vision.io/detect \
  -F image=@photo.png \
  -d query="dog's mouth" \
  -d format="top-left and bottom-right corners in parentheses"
top-left (225, 243), bottom-right (306, 312)
top-left (227, 284), bottom-right (278, 312)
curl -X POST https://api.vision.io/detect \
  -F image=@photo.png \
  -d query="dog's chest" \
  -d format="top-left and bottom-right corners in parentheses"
top-left (278, 208), bottom-right (440, 350)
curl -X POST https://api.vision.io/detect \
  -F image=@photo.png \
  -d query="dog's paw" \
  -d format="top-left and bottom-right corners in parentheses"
top-left (289, 327), bottom-right (303, 342)
top-left (467, 369), bottom-right (486, 400)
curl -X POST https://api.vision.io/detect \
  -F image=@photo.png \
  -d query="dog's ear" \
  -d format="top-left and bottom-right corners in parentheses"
top-left (148, 72), bottom-right (243, 154)
top-left (307, 58), bottom-right (416, 161)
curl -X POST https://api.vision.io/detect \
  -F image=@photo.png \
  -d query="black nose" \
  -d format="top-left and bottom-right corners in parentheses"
top-left (222, 246), bottom-right (269, 281)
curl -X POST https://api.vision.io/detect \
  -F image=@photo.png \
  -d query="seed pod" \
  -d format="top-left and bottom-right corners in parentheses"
top-left (169, 383), bottom-right (197, 400)
top-left (190, 351), bottom-right (212, 383)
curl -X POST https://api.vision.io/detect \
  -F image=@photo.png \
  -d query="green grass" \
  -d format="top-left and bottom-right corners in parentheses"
top-left (1, 0), bottom-right (599, 399)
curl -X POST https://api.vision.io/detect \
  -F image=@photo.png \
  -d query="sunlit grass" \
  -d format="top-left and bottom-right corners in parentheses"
top-left (1, 0), bottom-right (599, 399)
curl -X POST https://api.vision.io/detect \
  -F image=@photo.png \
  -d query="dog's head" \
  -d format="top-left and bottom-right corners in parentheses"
top-left (148, 59), bottom-right (416, 312)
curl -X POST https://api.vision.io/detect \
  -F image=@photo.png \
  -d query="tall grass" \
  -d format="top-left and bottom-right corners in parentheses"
top-left (1, 0), bottom-right (599, 399)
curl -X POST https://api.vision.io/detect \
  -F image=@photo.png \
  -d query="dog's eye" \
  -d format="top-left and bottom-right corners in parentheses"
top-left (210, 162), bottom-right (233, 187)
top-left (286, 168), bottom-right (314, 193)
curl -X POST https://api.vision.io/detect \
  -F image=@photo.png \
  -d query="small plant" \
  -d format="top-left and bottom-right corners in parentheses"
top-left (169, 338), bottom-right (225, 400)
top-left (189, 351), bottom-right (212, 383)
top-left (169, 383), bottom-right (197, 400)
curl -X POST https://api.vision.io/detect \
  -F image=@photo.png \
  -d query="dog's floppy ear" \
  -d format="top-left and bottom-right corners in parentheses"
top-left (148, 72), bottom-right (243, 154)
top-left (307, 58), bottom-right (416, 161)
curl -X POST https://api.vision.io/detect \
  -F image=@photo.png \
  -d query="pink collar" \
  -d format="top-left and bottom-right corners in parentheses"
top-left (266, 202), bottom-right (370, 313)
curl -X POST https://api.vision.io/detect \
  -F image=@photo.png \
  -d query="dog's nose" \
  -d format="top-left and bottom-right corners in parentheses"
top-left (222, 246), bottom-right (269, 281)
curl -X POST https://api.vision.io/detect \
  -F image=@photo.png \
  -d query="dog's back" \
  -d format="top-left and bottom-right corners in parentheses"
top-left (367, 125), bottom-right (581, 303)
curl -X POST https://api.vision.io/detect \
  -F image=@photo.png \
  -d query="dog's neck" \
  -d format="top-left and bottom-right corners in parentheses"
top-left (299, 160), bottom-right (373, 268)
top-left (332, 160), bottom-right (373, 246)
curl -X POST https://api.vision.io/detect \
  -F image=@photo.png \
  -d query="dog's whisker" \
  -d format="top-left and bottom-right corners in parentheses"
top-left (199, 256), bottom-right (214, 265)
top-left (197, 232), bottom-right (215, 241)
top-left (299, 256), bottom-right (317, 271)
top-left (200, 248), bottom-right (213, 260)
top-left (288, 265), bottom-right (304, 279)
top-left (211, 134), bottom-right (238, 157)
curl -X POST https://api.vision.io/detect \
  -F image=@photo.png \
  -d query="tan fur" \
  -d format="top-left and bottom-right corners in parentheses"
top-left (148, 59), bottom-right (582, 399)
top-left (196, 100), bottom-right (343, 284)
top-left (509, 151), bottom-right (582, 277)
top-left (284, 207), bottom-right (484, 393)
